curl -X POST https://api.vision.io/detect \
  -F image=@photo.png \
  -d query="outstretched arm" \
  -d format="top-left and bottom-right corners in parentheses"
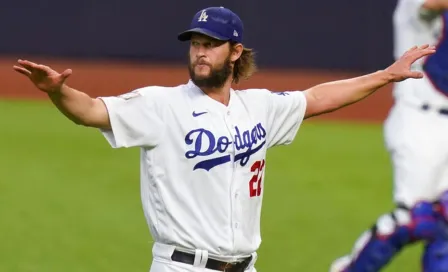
top-left (13, 60), bottom-right (110, 129)
top-left (303, 45), bottom-right (436, 119)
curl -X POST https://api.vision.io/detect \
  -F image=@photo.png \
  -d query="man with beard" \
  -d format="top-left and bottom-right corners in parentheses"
top-left (13, 6), bottom-right (436, 272)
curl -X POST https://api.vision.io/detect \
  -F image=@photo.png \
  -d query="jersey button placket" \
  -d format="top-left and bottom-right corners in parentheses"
top-left (224, 109), bottom-right (238, 251)
top-left (233, 191), bottom-right (241, 230)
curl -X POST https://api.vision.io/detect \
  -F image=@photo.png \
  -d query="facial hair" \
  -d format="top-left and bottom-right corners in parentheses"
top-left (188, 55), bottom-right (232, 89)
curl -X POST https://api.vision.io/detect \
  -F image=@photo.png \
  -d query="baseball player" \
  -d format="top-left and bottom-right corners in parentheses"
top-left (330, 1), bottom-right (448, 271)
top-left (13, 6), bottom-right (434, 272)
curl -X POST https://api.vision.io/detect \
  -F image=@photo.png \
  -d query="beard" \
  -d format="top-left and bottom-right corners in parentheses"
top-left (188, 55), bottom-right (232, 89)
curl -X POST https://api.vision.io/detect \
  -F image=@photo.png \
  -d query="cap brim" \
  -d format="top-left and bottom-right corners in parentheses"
top-left (177, 28), bottom-right (229, 41)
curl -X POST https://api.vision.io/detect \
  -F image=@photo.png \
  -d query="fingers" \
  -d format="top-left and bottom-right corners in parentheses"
top-left (17, 59), bottom-right (40, 71)
top-left (60, 69), bottom-right (73, 79)
top-left (16, 59), bottom-right (57, 74)
top-left (12, 65), bottom-right (31, 77)
top-left (415, 47), bottom-right (436, 59)
top-left (405, 44), bottom-right (434, 58)
top-left (404, 44), bottom-right (436, 63)
top-left (417, 44), bottom-right (435, 52)
top-left (407, 44), bottom-right (430, 52)
top-left (408, 71), bottom-right (424, 79)
top-left (389, 44), bottom-right (435, 82)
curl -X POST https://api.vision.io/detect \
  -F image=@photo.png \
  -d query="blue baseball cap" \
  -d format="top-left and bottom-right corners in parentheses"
top-left (177, 7), bottom-right (243, 43)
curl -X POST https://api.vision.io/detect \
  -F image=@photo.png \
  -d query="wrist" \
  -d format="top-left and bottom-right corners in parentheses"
top-left (50, 84), bottom-right (68, 94)
top-left (376, 69), bottom-right (395, 84)
top-left (47, 86), bottom-right (65, 98)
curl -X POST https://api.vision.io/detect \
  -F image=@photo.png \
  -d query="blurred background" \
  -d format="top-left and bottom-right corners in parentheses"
top-left (0, 0), bottom-right (423, 271)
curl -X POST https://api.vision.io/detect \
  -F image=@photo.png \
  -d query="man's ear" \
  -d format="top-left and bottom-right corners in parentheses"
top-left (230, 43), bottom-right (244, 62)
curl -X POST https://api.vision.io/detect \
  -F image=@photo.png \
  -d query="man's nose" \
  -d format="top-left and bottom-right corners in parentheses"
top-left (195, 45), bottom-right (207, 57)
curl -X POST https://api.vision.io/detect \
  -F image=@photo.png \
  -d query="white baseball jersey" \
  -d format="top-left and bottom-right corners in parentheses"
top-left (393, 0), bottom-right (448, 107)
top-left (98, 80), bottom-right (307, 259)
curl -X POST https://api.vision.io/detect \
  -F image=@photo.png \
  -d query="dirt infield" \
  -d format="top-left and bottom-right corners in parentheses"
top-left (0, 57), bottom-right (394, 123)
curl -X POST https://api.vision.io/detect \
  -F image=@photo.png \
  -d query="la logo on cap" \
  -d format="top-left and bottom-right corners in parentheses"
top-left (198, 10), bottom-right (208, 22)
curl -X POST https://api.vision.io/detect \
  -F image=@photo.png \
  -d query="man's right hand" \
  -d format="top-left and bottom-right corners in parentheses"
top-left (13, 59), bottom-right (72, 93)
top-left (13, 59), bottom-right (111, 129)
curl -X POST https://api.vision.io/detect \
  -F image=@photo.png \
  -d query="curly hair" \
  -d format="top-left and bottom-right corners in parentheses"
top-left (231, 43), bottom-right (258, 84)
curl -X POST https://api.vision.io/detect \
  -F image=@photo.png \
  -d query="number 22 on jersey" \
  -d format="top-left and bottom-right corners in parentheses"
top-left (249, 160), bottom-right (265, 197)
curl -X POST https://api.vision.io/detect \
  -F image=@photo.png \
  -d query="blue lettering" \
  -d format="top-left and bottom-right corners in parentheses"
top-left (217, 136), bottom-right (231, 152)
top-left (185, 129), bottom-right (219, 159)
top-left (184, 123), bottom-right (268, 171)
top-left (194, 155), bottom-right (231, 171)
top-left (251, 127), bottom-right (259, 145)
top-left (257, 123), bottom-right (266, 138)
top-left (234, 140), bottom-right (266, 166)
top-left (234, 126), bottom-right (243, 149)
top-left (242, 130), bottom-right (251, 150)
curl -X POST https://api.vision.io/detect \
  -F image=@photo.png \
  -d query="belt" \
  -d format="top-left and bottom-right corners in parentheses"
top-left (171, 250), bottom-right (252, 272)
top-left (421, 103), bottom-right (448, 115)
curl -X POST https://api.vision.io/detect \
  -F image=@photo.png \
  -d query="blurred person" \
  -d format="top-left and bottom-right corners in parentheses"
top-left (331, 1), bottom-right (448, 271)
top-left (13, 6), bottom-right (434, 272)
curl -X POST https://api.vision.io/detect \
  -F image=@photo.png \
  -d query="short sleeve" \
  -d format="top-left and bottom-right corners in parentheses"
top-left (265, 90), bottom-right (307, 148)
top-left (98, 87), bottom-right (166, 148)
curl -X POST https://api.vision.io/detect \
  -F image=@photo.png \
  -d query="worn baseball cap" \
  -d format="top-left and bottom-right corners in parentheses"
top-left (177, 6), bottom-right (243, 43)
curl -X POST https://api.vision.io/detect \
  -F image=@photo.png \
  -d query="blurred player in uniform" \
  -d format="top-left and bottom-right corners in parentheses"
top-left (331, 0), bottom-right (448, 271)
top-left (12, 6), bottom-right (434, 272)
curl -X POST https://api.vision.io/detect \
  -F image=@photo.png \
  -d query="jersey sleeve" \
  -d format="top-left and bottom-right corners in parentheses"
top-left (265, 90), bottom-right (307, 148)
top-left (98, 87), bottom-right (166, 148)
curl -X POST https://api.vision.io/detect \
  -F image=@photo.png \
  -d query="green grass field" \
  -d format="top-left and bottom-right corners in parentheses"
top-left (0, 99), bottom-right (423, 272)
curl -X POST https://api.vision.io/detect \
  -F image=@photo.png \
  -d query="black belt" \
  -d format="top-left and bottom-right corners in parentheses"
top-left (421, 103), bottom-right (448, 115)
top-left (171, 250), bottom-right (252, 272)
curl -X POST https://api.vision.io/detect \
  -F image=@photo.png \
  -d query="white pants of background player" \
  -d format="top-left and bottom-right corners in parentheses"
top-left (149, 243), bottom-right (258, 272)
top-left (384, 99), bottom-right (448, 207)
top-left (330, 92), bottom-right (448, 271)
